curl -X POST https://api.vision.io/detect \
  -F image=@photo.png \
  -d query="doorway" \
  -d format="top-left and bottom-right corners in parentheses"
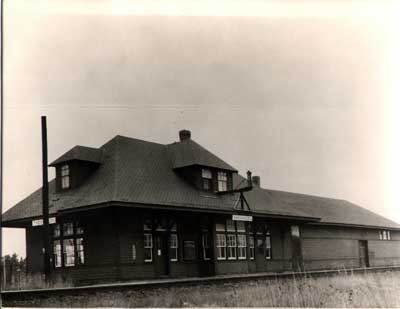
top-left (358, 240), bottom-right (369, 268)
top-left (154, 232), bottom-right (169, 276)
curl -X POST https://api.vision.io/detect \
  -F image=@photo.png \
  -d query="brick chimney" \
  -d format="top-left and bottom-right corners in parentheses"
top-left (252, 176), bottom-right (260, 187)
top-left (179, 130), bottom-right (191, 141)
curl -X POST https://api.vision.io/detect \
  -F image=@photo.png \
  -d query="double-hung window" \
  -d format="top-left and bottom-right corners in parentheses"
top-left (217, 171), bottom-right (228, 192)
top-left (379, 230), bottom-right (391, 240)
top-left (237, 235), bottom-right (247, 259)
top-left (216, 234), bottom-right (227, 260)
top-left (265, 225), bottom-right (272, 259)
top-left (202, 232), bottom-right (211, 260)
top-left (144, 233), bottom-right (153, 262)
top-left (227, 234), bottom-right (237, 259)
top-left (169, 234), bottom-right (178, 262)
top-left (202, 169), bottom-right (213, 191)
top-left (52, 221), bottom-right (85, 268)
top-left (61, 164), bottom-right (70, 189)
top-left (216, 219), bottom-right (248, 260)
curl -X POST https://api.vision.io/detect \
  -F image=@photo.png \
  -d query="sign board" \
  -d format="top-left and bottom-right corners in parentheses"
top-left (232, 214), bottom-right (253, 222)
top-left (32, 217), bottom-right (56, 226)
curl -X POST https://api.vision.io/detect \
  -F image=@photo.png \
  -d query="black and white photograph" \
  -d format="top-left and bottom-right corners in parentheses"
top-left (1, 0), bottom-right (400, 307)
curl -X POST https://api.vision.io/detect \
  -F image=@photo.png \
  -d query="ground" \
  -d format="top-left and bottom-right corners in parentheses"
top-left (3, 270), bottom-right (400, 307)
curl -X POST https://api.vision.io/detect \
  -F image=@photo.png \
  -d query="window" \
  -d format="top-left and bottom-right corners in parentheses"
top-left (249, 236), bottom-right (255, 260)
top-left (63, 222), bottom-right (74, 236)
top-left (216, 234), bottom-right (226, 260)
top-left (52, 222), bottom-right (85, 268)
top-left (76, 238), bottom-right (85, 265)
top-left (202, 232), bottom-right (211, 260)
top-left (379, 230), bottom-right (391, 240)
top-left (53, 224), bottom-right (61, 238)
top-left (144, 233), bottom-right (153, 262)
top-left (227, 234), bottom-right (237, 259)
top-left (63, 239), bottom-right (75, 267)
top-left (183, 241), bottom-right (196, 260)
top-left (132, 244), bottom-right (137, 261)
top-left (265, 226), bottom-right (271, 259)
top-left (202, 169), bottom-right (212, 191)
top-left (53, 240), bottom-right (62, 268)
top-left (216, 222), bottom-right (225, 232)
top-left (169, 234), bottom-right (178, 262)
top-left (216, 219), bottom-right (248, 261)
top-left (217, 171), bottom-right (228, 191)
top-left (237, 235), bottom-right (247, 259)
top-left (61, 164), bottom-right (70, 189)
top-left (226, 219), bottom-right (235, 232)
top-left (236, 221), bottom-right (246, 233)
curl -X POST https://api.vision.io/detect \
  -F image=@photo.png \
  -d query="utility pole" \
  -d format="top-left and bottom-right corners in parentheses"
top-left (41, 116), bottom-right (52, 279)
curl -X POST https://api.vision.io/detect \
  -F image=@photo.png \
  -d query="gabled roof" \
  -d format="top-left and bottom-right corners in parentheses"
top-left (49, 146), bottom-right (103, 166)
top-left (3, 134), bottom-right (400, 230)
top-left (167, 139), bottom-right (237, 172)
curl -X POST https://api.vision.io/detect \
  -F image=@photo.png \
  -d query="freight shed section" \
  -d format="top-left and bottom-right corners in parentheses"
top-left (300, 225), bottom-right (400, 270)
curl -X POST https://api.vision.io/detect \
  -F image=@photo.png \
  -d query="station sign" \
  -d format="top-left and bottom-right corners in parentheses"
top-left (232, 214), bottom-right (253, 222)
top-left (32, 217), bottom-right (56, 226)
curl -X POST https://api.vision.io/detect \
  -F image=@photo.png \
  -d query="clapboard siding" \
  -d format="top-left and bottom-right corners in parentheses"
top-left (301, 225), bottom-right (400, 270)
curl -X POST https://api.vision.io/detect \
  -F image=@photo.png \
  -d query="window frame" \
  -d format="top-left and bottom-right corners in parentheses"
top-left (169, 233), bottom-right (178, 262)
top-left (144, 233), bottom-right (153, 262)
top-left (202, 168), bottom-right (213, 191)
top-left (202, 232), bottom-right (211, 261)
top-left (237, 234), bottom-right (247, 260)
top-left (60, 164), bottom-right (70, 189)
top-left (216, 233), bottom-right (227, 260)
top-left (217, 171), bottom-right (228, 192)
top-left (52, 221), bottom-right (85, 268)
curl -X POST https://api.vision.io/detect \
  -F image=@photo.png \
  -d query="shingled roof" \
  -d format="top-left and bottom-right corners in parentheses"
top-left (49, 146), bottom-right (103, 166)
top-left (3, 134), bottom-right (400, 229)
top-left (167, 139), bottom-right (237, 172)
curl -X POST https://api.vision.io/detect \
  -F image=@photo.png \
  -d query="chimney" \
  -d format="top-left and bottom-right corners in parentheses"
top-left (252, 176), bottom-right (260, 187)
top-left (179, 129), bottom-right (191, 141)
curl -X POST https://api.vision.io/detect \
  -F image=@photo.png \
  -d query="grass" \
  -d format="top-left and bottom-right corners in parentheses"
top-left (4, 270), bottom-right (400, 307)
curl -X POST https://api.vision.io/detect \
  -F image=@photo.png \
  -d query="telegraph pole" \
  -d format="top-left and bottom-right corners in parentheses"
top-left (41, 116), bottom-right (52, 279)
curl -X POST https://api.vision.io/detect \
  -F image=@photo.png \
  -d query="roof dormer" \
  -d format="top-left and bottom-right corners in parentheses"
top-left (167, 130), bottom-right (237, 192)
top-left (49, 146), bottom-right (102, 192)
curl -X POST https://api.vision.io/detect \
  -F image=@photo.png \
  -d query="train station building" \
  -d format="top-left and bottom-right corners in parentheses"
top-left (3, 130), bottom-right (400, 284)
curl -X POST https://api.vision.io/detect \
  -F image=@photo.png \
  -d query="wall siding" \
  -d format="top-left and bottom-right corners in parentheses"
top-left (301, 225), bottom-right (400, 270)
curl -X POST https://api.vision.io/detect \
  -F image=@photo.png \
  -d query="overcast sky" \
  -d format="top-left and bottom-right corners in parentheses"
top-left (3, 1), bottom-right (400, 257)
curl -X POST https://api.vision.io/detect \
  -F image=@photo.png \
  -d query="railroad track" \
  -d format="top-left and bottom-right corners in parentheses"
top-left (2, 265), bottom-right (400, 306)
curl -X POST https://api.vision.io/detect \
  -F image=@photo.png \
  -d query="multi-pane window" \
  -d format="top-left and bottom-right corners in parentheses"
top-left (227, 234), bottom-right (237, 259)
top-left (52, 221), bottom-right (85, 268)
top-left (169, 234), bottom-right (178, 262)
top-left (226, 220), bottom-right (235, 232)
top-left (237, 235), bottom-right (247, 259)
top-left (63, 239), bottom-right (75, 267)
top-left (183, 241), bottom-right (196, 260)
top-left (216, 219), bottom-right (247, 261)
top-left (216, 234), bottom-right (227, 260)
top-left (202, 169), bottom-right (213, 191)
top-left (144, 233), bottom-right (153, 262)
top-left (76, 238), bottom-right (85, 265)
top-left (249, 236), bottom-right (255, 260)
top-left (53, 240), bottom-right (62, 268)
top-left (265, 226), bottom-right (272, 259)
top-left (217, 171), bottom-right (228, 192)
top-left (379, 230), bottom-right (391, 240)
top-left (202, 232), bottom-right (211, 260)
top-left (61, 164), bottom-right (70, 189)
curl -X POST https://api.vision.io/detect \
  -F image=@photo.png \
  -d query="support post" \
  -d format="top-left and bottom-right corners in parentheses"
top-left (41, 116), bottom-right (52, 279)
